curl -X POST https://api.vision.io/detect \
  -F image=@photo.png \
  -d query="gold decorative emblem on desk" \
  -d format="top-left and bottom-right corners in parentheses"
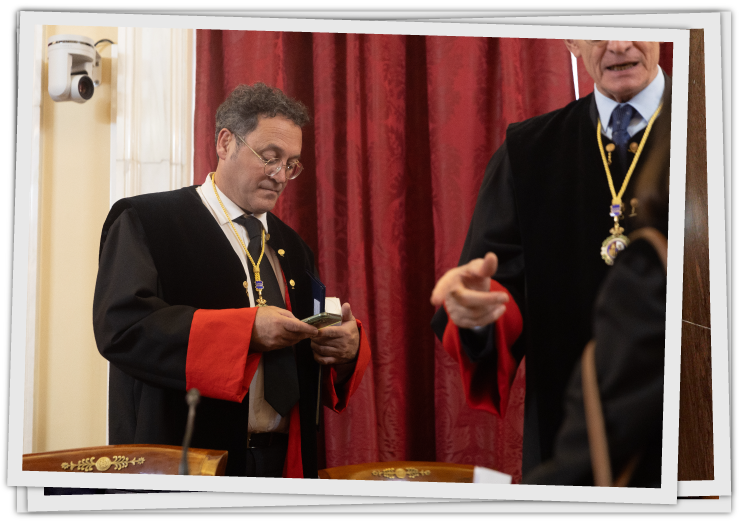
top-left (95, 456), bottom-right (112, 471)
top-left (371, 467), bottom-right (431, 479)
top-left (61, 455), bottom-right (145, 472)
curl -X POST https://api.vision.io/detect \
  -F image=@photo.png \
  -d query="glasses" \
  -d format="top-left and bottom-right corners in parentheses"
top-left (234, 132), bottom-right (304, 180)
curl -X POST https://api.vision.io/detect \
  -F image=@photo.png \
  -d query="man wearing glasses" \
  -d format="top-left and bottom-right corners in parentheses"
top-left (94, 83), bottom-right (369, 478)
top-left (431, 40), bottom-right (670, 480)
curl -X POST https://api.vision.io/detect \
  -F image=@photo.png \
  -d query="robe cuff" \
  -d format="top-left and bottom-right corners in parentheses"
top-left (442, 280), bottom-right (523, 417)
top-left (186, 308), bottom-right (261, 403)
top-left (321, 319), bottom-right (371, 413)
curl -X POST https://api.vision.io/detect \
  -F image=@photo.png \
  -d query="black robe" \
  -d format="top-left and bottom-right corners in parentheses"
top-left (93, 186), bottom-right (321, 477)
top-left (432, 78), bottom-right (672, 475)
top-left (523, 237), bottom-right (666, 487)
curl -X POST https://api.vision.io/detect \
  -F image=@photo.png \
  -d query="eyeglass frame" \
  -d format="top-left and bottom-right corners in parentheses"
top-left (232, 131), bottom-right (304, 180)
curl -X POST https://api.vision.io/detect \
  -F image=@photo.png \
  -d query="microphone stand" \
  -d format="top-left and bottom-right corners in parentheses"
top-left (179, 388), bottom-right (201, 475)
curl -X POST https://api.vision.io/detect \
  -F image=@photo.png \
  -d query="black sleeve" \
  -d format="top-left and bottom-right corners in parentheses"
top-left (431, 143), bottom-right (525, 361)
top-left (93, 208), bottom-right (196, 391)
top-left (522, 239), bottom-right (666, 487)
top-left (457, 143), bottom-right (524, 301)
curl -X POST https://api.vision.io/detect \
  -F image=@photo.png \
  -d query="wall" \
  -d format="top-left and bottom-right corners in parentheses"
top-left (33, 25), bottom-right (116, 452)
top-left (31, 24), bottom-right (195, 453)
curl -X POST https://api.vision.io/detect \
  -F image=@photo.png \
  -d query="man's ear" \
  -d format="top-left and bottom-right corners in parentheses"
top-left (216, 128), bottom-right (233, 161)
top-left (564, 39), bottom-right (581, 58)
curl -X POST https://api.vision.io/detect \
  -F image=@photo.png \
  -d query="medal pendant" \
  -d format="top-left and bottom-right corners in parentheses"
top-left (609, 203), bottom-right (624, 217)
top-left (254, 280), bottom-right (267, 306)
top-left (600, 220), bottom-right (629, 265)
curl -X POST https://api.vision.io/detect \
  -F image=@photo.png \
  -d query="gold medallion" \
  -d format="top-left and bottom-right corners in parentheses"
top-left (600, 222), bottom-right (630, 265)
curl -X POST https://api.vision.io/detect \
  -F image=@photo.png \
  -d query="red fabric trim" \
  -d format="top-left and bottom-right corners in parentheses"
top-left (321, 319), bottom-right (371, 412)
top-left (186, 308), bottom-right (261, 403)
top-left (282, 404), bottom-right (303, 478)
top-left (442, 280), bottom-right (523, 418)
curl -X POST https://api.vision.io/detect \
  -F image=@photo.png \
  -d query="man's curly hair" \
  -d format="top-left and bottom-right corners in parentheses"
top-left (214, 82), bottom-right (310, 145)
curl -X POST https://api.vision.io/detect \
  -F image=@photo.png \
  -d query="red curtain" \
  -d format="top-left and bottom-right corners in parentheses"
top-left (194, 32), bottom-right (672, 483)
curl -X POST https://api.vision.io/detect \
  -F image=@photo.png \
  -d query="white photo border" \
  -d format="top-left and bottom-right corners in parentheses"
top-left (10, 10), bottom-right (689, 505)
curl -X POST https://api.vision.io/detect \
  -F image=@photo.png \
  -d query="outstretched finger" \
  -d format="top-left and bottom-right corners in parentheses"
top-left (464, 252), bottom-right (499, 279)
top-left (448, 304), bottom-right (506, 329)
top-left (450, 288), bottom-right (509, 308)
top-left (431, 253), bottom-right (500, 306)
top-left (430, 268), bottom-right (464, 305)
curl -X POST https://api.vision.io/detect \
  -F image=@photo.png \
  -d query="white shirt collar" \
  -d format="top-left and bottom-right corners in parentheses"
top-left (594, 66), bottom-right (665, 131)
top-left (199, 173), bottom-right (269, 232)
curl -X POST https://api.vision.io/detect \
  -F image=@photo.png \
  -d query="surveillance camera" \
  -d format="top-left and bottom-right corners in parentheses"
top-left (47, 34), bottom-right (101, 103)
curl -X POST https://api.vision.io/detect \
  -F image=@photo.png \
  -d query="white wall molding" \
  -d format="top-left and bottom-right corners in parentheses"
top-left (106, 27), bottom-right (194, 444)
top-left (112, 27), bottom-right (194, 205)
top-left (23, 25), bottom-right (44, 455)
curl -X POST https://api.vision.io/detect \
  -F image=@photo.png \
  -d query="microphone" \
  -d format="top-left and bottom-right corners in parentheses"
top-left (178, 388), bottom-right (201, 475)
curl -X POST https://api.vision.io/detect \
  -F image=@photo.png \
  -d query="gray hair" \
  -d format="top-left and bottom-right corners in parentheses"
top-left (214, 82), bottom-right (310, 145)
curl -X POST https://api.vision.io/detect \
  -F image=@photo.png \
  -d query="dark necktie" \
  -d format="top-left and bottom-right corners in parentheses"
top-left (233, 215), bottom-right (300, 417)
top-left (610, 103), bottom-right (635, 166)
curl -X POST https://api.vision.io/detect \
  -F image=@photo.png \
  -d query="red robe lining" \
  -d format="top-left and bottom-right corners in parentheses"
top-left (441, 280), bottom-right (523, 417)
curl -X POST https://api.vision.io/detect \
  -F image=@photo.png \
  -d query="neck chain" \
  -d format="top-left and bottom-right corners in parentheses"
top-left (210, 172), bottom-right (268, 306)
top-left (597, 101), bottom-right (663, 265)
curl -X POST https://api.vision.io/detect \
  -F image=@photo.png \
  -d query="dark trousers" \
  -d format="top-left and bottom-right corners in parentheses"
top-left (245, 439), bottom-right (288, 477)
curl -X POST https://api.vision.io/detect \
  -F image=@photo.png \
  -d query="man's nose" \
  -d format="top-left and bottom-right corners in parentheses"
top-left (269, 167), bottom-right (288, 184)
top-left (606, 41), bottom-right (633, 53)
